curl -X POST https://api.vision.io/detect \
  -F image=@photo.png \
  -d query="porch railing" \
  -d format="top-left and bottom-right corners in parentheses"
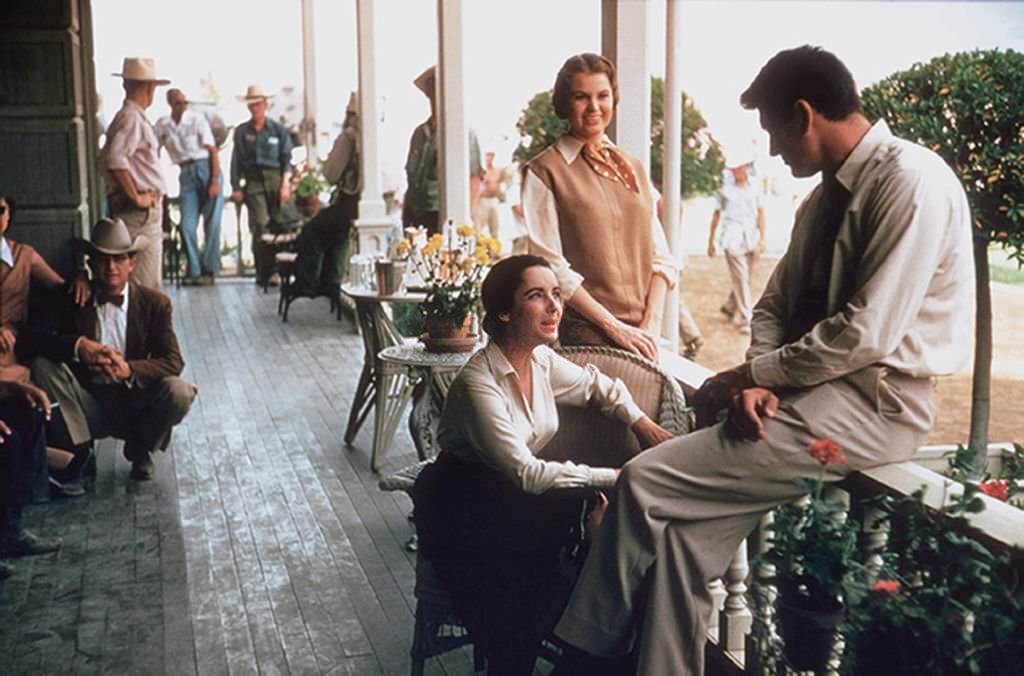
top-left (657, 352), bottom-right (1024, 675)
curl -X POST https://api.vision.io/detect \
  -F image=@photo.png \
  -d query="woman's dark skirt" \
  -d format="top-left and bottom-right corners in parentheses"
top-left (413, 452), bottom-right (592, 674)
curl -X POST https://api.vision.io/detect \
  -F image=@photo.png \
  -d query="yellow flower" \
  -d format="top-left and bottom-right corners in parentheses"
top-left (456, 224), bottom-right (477, 238)
top-left (482, 236), bottom-right (501, 255)
top-left (395, 239), bottom-right (411, 256)
top-left (461, 258), bottom-right (475, 273)
top-left (474, 251), bottom-right (490, 266)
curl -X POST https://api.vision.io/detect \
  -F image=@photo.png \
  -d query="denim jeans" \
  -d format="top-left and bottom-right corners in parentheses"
top-left (178, 160), bottom-right (225, 278)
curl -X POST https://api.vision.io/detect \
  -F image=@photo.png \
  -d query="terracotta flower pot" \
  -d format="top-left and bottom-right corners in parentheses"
top-left (422, 314), bottom-right (476, 352)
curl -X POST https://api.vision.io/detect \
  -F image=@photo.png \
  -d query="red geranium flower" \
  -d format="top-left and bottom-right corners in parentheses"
top-left (871, 579), bottom-right (901, 594)
top-left (978, 479), bottom-right (1010, 502)
top-left (808, 439), bottom-right (847, 466)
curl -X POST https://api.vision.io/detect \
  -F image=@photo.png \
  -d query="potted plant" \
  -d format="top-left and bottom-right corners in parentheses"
top-left (291, 162), bottom-right (329, 217)
top-left (763, 439), bottom-right (861, 672)
top-left (841, 484), bottom-right (1017, 675)
top-left (395, 223), bottom-right (500, 352)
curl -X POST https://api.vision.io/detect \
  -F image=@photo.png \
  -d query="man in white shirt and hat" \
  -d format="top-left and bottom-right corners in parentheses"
top-left (229, 85), bottom-right (294, 287)
top-left (155, 89), bottom-right (224, 285)
top-left (101, 57), bottom-right (170, 290)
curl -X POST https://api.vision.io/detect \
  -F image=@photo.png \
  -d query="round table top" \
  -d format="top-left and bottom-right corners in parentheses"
top-left (341, 284), bottom-right (426, 303)
top-left (379, 343), bottom-right (481, 369)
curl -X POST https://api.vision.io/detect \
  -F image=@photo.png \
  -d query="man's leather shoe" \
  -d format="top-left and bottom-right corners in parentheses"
top-left (130, 458), bottom-right (155, 481)
top-left (2, 529), bottom-right (62, 557)
top-left (49, 475), bottom-right (87, 498)
top-left (0, 560), bottom-right (14, 579)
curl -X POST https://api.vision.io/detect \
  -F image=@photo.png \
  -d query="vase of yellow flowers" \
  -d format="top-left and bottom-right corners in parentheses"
top-left (396, 222), bottom-right (501, 352)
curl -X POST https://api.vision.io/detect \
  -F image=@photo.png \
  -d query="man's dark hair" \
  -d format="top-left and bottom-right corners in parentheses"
top-left (740, 45), bottom-right (861, 123)
top-left (481, 254), bottom-right (552, 340)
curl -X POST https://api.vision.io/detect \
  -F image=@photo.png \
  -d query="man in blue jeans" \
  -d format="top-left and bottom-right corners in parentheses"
top-left (155, 88), bottom-right (225, 285)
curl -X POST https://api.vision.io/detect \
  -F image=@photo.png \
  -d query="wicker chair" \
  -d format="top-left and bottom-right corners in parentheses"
top-left (379, 345), bottom-right (693, 675)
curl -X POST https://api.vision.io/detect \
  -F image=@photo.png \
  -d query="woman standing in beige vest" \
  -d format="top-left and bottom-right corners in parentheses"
top-left (523, 53), bottom-right (677, 362)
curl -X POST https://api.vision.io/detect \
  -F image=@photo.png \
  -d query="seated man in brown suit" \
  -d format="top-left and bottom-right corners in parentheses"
top-left (29, 217), bottom-right (197, 481)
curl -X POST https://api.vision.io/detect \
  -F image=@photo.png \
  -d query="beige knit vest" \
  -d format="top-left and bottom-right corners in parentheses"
top-left (527, 142), bottom-right (654, 326)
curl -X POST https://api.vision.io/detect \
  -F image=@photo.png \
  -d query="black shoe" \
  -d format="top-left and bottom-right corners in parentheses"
top-left (0, 560), bottom-right (13, 579)
top-left (130, 458), bottom-right (155, 481)
top-left (49, 475), bottom-right (87, 498)
top-left (2, 529), bottom-right (62, 557)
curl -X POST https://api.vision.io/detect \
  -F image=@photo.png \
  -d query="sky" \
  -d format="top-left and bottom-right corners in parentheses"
top-left (92, 0), bottom-right (1024, 196)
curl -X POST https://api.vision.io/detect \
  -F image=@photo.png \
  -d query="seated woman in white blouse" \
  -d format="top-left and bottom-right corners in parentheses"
top-left (413, 254), bottom-right (673, 676)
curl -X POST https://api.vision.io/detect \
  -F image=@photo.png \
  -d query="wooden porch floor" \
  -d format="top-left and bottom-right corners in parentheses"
top-left (0, 279), bottom-right (479, 675)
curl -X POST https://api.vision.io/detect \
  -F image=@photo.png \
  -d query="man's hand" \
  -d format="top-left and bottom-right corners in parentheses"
top-left (101, 351), bottom-right (132, 382)
top-left (0, 327), bottom-right (15, 354)
top-left (691, 362), bottom-right (756, 428)
top-left (726, 387), bottom-right (779, 441)
top-left (70, 271), bottom-right (91, 307)
top-left (707, 241), bottom-right (716, 257)
top-left (631, 416), bottom-right (675, 449)
top-left (278, 180), bottom-right (291, 205)
top-left (231, 190), bottom-right (244, 204)
top-left (0, 380), bottom-right (52, 421)
top-left (134, 191), bottom-right (157, 209)
top-left (208, 180), bottom-right (221, 201)
top-left (77, 338), bottom-right (115, 368)
top-left (604, 319), bottom-right (659, 362)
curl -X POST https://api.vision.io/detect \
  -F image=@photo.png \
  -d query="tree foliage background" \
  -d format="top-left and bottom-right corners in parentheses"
top-left (862, 49), bottom-right (1024, 453)
top-left (513, 77), bottom-right (723, 199)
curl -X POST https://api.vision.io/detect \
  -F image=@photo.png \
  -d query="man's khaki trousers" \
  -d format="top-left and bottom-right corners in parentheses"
top-left (555, 368), bottom-right (934, 676)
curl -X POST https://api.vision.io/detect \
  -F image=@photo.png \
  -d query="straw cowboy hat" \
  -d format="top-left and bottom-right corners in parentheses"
top-left (85, 217), bottom-right (148, 256)
top-left (413, 66), bottom-right (436, 97)
top-left (111, 57), bottom-right (170, 85)
top-left (236, 84), bottom-right (275, 103)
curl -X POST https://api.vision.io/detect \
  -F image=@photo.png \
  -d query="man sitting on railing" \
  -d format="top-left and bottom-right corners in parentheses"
top-left (552, 45), bottom-right (976, 676)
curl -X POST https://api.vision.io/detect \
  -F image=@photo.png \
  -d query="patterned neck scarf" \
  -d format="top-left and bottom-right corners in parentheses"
top-left (581, 141), bottom-right (639, 194)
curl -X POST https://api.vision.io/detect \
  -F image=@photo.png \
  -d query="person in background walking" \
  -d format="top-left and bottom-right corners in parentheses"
top-left (707, 159), bottom-right (766, 335)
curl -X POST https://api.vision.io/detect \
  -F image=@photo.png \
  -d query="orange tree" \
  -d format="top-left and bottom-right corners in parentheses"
top-left (514, 77), bottom-right (723, 198)
top-left (862, 49), bottom-right (1024, 459)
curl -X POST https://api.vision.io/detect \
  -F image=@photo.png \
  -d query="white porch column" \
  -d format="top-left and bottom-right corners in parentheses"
top-left (354, 0), bottom-right (392, 254)
top-left (436, 0), bottom-right (470, 227)
top-left (661, 0), bottom-right (683, 350)
top-left (300, 0), bottom-right (318, 159)
top-left (602, 0), bottom-right (652, 175)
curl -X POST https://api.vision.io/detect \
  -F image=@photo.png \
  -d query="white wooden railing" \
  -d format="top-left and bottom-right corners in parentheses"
top-left (657, 351), bottom-right (1024, 675)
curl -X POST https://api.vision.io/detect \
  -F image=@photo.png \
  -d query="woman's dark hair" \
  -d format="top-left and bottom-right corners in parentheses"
top-left (0, 193), bottom-right (12, 220)
top-left (740, 45), bottom-right (861, 124)
top-left (552, 53), bottom-right (619, 120)
top-left (481, 255), bottom-right (552, 340)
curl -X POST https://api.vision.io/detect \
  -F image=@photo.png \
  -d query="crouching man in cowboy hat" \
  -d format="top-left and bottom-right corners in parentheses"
top-left (28, 218), bottom-right (197, 482)
top-left (102, 57), bottom-right (171, 290)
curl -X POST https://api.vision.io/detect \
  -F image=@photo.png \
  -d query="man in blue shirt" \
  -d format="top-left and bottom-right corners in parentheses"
top-left (230, 85), bottom-right (293, 286)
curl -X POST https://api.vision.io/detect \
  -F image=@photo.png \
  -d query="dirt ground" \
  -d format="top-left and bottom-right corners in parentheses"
top-left (679, 254), bottom-right (1024, 446)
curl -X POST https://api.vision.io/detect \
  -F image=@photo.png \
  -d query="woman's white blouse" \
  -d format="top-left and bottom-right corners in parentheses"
top-left (437, 341), bottom-right (645, 494)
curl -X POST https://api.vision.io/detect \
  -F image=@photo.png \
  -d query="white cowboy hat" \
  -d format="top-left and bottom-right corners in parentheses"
top-left (111, 57), bottom-right (170, 85)
top-left (85, 217), bottom-right (148, 256)
top-left (236, 84), bottom-right (275, 103)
